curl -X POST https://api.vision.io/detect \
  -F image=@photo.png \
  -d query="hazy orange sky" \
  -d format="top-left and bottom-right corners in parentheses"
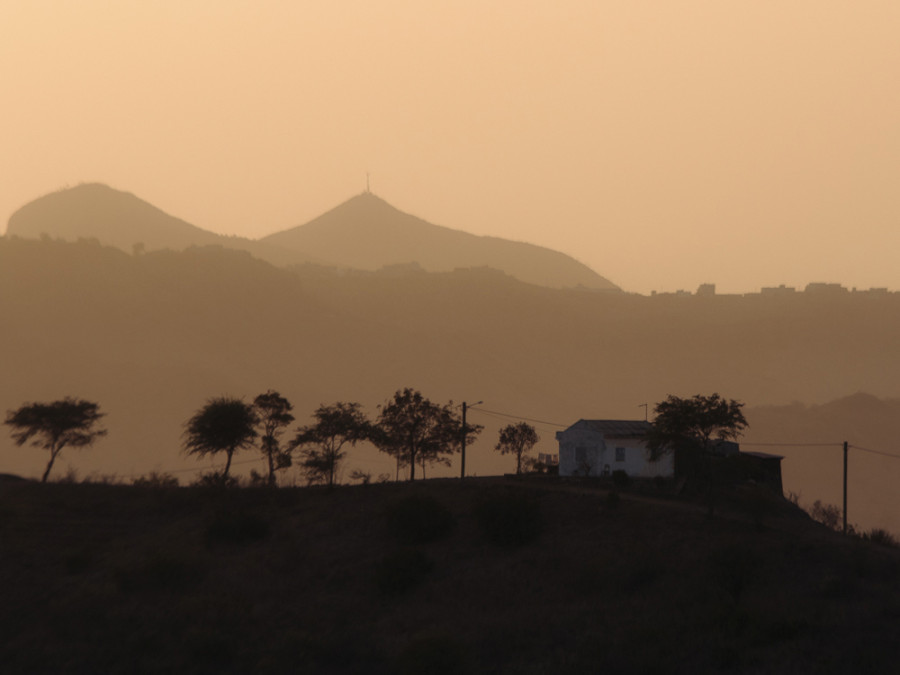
top-left (2, 1), bottom-right (898, 294)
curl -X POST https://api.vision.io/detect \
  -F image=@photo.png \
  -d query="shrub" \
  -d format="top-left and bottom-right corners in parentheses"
top-left (809, 500), bottom-right (842, 531)
top-left (206, 510), bottom-right (270, 545)
top-left (386, 494), bottom-right (455, 544)
top-left (192, 472), bottom-right (239, 489)
top-left (863, 528), bottom-right (899, 548)
top-left (611, 470), bottom-right (631, 488)
top-left (133, 471), bottom-right (179, 488)
top-left (375, 548), bottom-right (434, 595)
top-left (474, 491), bottom-right (541, 547)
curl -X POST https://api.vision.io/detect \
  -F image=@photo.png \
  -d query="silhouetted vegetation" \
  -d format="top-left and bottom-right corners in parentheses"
top-left (646, 393), bottom-right (748, 461)
top-left (494, 422), bottom-right (539, 474)
top-left (374, 388), bottom-right (481, 481)
top-left (3, 398), bottom-right (106, 482)
top-left (253, 390), bottom-right (294, 486)
top-left (183, 397), bottom-right (259, 479)
top-left (291, 401), bottom-right (372, 488)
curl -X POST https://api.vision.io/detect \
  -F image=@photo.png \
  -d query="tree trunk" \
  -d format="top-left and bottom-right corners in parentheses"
top-left (267, 451), bottom-right (276, 487)
top-left (223, 449), bottom-right (234, 478)
top-left (41, 448), bottom-right (61, 483)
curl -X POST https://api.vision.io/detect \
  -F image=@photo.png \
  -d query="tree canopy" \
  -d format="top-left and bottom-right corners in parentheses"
top-left (4, 398), bottom-right (107, 482)
top-left (183, 396), bottom-right (258, 479)
top-left (374, 388), bottom-right (480, 481)
top-left (291, 401), bottom-right (373, 487)
top-left (646, 393), bottom-right (748, 460)
top-left (253, 390), bottom-right (294, 486)
top-left (495, 422), bottom-right (540, 474)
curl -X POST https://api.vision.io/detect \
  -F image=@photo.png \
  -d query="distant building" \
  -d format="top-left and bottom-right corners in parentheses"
top-left (696, 283), bottom-right (716, 296)
top-left (804, 282), bottom-right (848, 295)
top-left (760, 284), bottom-right (796, 296)
top-left (555, 420), bottom-right (784, 494)
top-left (555, 420), bottom-right (672, 478)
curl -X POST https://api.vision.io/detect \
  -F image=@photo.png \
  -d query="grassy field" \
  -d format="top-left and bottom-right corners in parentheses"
top-left (1, 476), bottom-right (898, 674)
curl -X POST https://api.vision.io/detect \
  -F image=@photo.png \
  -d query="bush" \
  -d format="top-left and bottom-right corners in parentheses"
top-left (386, 494), bottom-right (455, 544)
top-left (206, 510), bottom-right (270, 545)
top-left (133, 471), bottom-right (179, 488)
top-left (612, 470), bottom-right (631, 488)
top-left (863, 528), bottom-right (899, 548)
top-left (376, 549), bottom-right (434, 595)
top-left (474, 491), bottom-right (541, 547)
top-left (192, 472), bottom-right (240, 489)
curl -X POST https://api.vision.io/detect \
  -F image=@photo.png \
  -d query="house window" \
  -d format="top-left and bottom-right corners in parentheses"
top-left (615, 447), bottom-right (626, 462)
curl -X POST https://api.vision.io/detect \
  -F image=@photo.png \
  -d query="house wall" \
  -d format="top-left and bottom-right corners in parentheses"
top-left (557, 423), bottom-right (673, 478)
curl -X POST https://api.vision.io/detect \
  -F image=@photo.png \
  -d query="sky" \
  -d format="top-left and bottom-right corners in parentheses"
top-left (2, 0), bottom-right (899, 295)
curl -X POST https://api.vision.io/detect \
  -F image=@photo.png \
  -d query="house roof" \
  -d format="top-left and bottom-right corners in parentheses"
top-left (577, 419), bottom-right (652, 438)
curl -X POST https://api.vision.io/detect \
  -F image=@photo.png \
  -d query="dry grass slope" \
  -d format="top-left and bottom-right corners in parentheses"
top-left (1, 477), bottom-right (898, 674)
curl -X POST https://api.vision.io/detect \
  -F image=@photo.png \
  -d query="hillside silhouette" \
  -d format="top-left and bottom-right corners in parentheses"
top-left (2, 478), bottom-right (898, 673)
top-left (263, 191), bottom-right (619, 290)
top-left (1, 237), bottom-right (899, 532)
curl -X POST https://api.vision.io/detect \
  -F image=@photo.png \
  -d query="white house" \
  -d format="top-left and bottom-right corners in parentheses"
top-left (555, 420), bottom-right (673, 478)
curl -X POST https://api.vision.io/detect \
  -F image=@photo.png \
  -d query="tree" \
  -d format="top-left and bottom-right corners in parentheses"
top-left (374, 388), bottom-right (481, 481)
top-left (290, 402), bottom-right (372, 487)
top-left (645, 393), bottom-right (748, 460)
top-left (183, 396), bottom-right (258, 479)
top-left (4, 398), bottom-right (107, 482)
top-left (645, 393), bottom-right (748, 515)
top-left (253, 390), bottom-right (294, 487)
top-left (495, 422), bottom-right (540, 474)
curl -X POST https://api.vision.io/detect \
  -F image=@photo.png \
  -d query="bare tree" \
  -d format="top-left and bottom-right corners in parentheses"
top-left (4, 398), bottom-right (107, 482)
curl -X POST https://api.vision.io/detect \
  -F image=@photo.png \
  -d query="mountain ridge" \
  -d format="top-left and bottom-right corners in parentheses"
top-left (5, 183), bottom-right (619, 291)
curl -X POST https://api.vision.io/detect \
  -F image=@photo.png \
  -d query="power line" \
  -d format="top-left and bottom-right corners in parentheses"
top-left (849, 444), bottom-right (900, 460)
top-left (469, 407), bottom-right (568, 428)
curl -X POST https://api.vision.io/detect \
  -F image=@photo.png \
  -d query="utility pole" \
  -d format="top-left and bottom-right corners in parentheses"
top-left (843, 441), bottom-right (848, 534)
top-left (460, 400), bottom-right (482, 479)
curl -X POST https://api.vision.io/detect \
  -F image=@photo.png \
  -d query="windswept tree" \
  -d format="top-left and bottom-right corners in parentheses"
top-left (4, 398), bottom-right (107, 482)
top-left (374, 388), bottom-right (480, 481)
top-left (253, 390), bottom-right (294, 486)
top-left (291, 402), bottom-right (372, 487)
top-left (645, 393), bottom-right (748, 460)
top-left (184, 396), bottom-right (258, 479)
top-left (495, 422), bottom-right (540, 474)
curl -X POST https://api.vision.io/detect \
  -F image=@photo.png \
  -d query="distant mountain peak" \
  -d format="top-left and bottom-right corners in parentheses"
top-left (264, 193), bottom-right (620, 290)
